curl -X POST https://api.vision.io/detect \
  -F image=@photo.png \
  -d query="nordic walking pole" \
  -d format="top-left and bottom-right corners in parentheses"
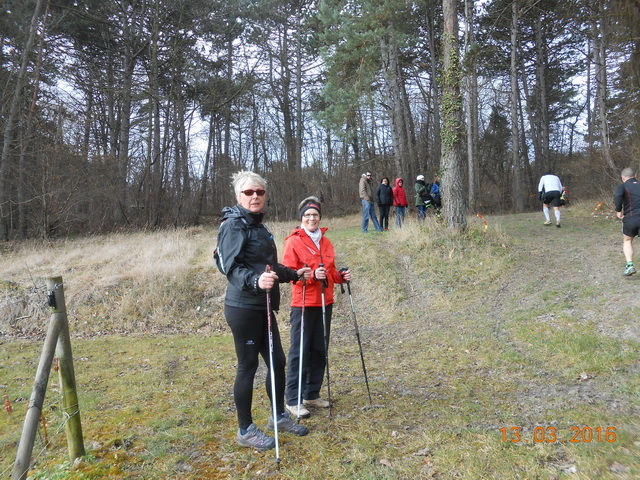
top-left (296, 264), bottom-right (308, 423)
top-left (340, 267), bottom-right (372, 406)
top-left (265, 265), bottom-right (281, 469)
top-left (319, 263), bottom-right (332, 418)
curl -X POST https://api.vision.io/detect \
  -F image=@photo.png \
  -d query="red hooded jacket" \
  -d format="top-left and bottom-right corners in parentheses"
top-left (393, 177), bottom-right (408, 207)
top-left (282, 227), bottom-right (345, 307)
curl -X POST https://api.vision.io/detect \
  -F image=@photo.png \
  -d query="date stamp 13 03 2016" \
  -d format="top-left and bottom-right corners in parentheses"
top-left (500, 426), bottom-right (617, 444)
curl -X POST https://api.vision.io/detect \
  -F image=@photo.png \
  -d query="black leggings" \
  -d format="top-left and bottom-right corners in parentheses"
top-left (378, 204), bottom-right (390, 229)
top-left (225, 305), bottom-right (286, 429)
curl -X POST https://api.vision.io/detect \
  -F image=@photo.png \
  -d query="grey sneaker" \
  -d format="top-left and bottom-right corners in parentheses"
top-left (285, 403), bottom-right (310, 418)
top-left (304, 397), bottom-right (330, 408)
top-left (268, 412), bottom-right (308, 436)
top-left (236, 423), bottom-right (275, 450)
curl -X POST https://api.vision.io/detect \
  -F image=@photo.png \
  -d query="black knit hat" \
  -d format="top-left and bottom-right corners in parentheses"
top-left (298, 196), bottom-right (322, 219)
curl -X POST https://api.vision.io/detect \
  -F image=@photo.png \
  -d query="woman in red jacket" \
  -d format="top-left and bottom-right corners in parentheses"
top-left (282, 197), bottom-right (352, 419)
top-left (393, 177), bottom-right (408, 227)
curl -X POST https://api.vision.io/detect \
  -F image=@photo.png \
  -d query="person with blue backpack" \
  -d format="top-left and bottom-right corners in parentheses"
top-left (430, 175), bottom-right (442, 211)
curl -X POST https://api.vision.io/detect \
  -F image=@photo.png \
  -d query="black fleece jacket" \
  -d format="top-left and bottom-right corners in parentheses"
top-left (216, 204), bottom-right (298, 311)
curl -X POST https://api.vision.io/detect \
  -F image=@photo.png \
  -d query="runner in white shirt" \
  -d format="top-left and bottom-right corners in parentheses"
top-left (538, 173), bottom-right (564, 227)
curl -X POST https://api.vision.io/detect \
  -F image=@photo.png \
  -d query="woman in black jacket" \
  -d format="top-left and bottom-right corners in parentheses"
top-left (375, 177), bottom-right (394, 230)
top-left (216, 170), bottom-right (311, 450)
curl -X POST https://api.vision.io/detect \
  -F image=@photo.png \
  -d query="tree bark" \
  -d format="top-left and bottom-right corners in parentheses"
top-left (380, 32), bottom-right (413, 176)
top-left (464, 0), bottom-right (479, 212)
top-left (0, 0), bottom-right (47, 240)
top-left (535, 16), bottom-right (551, 173)
top-left (510, 1), bottom-right (525, 212)
top-left (441, 0), bottom-right (466, 231)
top-left (594, 0), bottom-right (616, 171)
top-left (426, 6), bottom-right (442, 172)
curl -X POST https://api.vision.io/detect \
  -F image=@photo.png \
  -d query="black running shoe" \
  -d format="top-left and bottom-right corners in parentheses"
top-left (236, 423), bottom-right (275, 450)
top-left (268, 412), bottom-right (308, 436)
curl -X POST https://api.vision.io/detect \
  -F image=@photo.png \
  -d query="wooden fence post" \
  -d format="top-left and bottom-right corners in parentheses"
top-left (11, 276), bottom-right (85, 480)
top-left (53, 277), bottom-right (85, 461)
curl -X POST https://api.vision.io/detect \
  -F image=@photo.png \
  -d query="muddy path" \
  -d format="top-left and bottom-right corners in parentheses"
top-left (361, 209), bottom-right (640, 430)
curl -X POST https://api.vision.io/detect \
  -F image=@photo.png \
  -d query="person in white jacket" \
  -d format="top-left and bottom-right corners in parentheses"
top-left (538, 172), bottom-right (564, 227)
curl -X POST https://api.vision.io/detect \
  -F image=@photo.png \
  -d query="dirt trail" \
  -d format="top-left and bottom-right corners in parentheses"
top-left (489, 211), bottom-right (639, 344)
top-left (366, 210), bottom-right (640, 427)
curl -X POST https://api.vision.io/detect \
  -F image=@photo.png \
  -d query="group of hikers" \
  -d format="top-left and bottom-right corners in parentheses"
top-left (214, 165), bottom-right (640, 457)
top-left (358, 171), bottom-right (442, 233)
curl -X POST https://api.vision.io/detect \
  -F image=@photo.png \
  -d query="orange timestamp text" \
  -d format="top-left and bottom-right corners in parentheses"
top-left (500, 426), bottom-right (617, 444)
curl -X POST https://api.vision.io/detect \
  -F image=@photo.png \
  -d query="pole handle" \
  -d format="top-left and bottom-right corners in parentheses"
top-left (318, 263), bottom-right (327, 290)
top-left (264, 265), bottom-right (271, 291)
top-left (339, 267), bottom-right (351, 294)
top-left (338, 267), bottom-right (349, 294)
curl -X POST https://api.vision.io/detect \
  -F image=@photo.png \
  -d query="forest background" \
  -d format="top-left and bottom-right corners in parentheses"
top-left (1, 0), bottom-right (639, 240)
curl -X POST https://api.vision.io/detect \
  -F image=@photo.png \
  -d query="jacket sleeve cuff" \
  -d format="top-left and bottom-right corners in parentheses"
top-left (252, 274), bottom-right (262, 292)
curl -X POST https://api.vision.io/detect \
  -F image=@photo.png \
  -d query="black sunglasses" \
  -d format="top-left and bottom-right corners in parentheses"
top-left (241, 189), bottom-right (266, 196)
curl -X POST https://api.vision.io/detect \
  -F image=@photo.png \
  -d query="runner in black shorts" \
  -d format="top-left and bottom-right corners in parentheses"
top-left (614, 167), bottom-right (640, 276)
top-left (542, 191), bottom-right (562, 208)
top-left (622, 216), bottom-right (640, 238)
top-left (538, 172), bottom-right (564, 227)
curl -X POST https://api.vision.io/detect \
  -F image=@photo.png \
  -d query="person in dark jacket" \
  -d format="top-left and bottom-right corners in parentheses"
top-left (375, 177), bottom-right (394, 230)
top-left (414, 174), bottom-right (431, 222)
top-left (614, 167), bottom-right (640, 276)
top-left (216, 170), bottom-right (311, 450)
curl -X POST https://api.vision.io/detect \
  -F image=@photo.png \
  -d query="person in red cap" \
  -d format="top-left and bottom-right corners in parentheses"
top-left (282, 196), bottom-right (352, 418)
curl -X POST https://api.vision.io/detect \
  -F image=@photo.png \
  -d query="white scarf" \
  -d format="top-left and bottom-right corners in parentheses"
top-left (303, 226), bottom-right (322, 251)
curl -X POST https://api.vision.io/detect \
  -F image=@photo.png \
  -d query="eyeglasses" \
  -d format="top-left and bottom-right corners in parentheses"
top-left (240, 189), bottom-right (266, 197)
top-left (366, 174), bottom-right (372, 177)
top-left (303, 213), bottom-right (320, 219)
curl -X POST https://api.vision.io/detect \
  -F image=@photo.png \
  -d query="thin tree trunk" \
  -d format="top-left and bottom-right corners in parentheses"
top-left (427, 7), bottom-right (442, 171)
top-left (0, 0), bottom-right (46, 240)
top-left (594, 0), bottom-right (616, 171)
top-left (464, 0), bottom-right (479, 212)
top-left (586, 36), bottom-right (594, 162)
top-left (535, 16), bottom-right (551, 173)
top-left (510, 1), bottom-right (525, 212)
top-left (380, 33), bottom-right (410, 176)
top-left (295, 11), bottom-right (304, 171)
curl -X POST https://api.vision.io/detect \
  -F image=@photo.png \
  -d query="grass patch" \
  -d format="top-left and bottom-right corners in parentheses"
top-left (1, 211), bottom-right (638, 478)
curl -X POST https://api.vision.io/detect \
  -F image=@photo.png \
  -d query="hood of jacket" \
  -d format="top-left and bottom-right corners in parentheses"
top-left (221, 204), bottom-right (265, 225)
top-left (395, 177), bottom-right (404, 187)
